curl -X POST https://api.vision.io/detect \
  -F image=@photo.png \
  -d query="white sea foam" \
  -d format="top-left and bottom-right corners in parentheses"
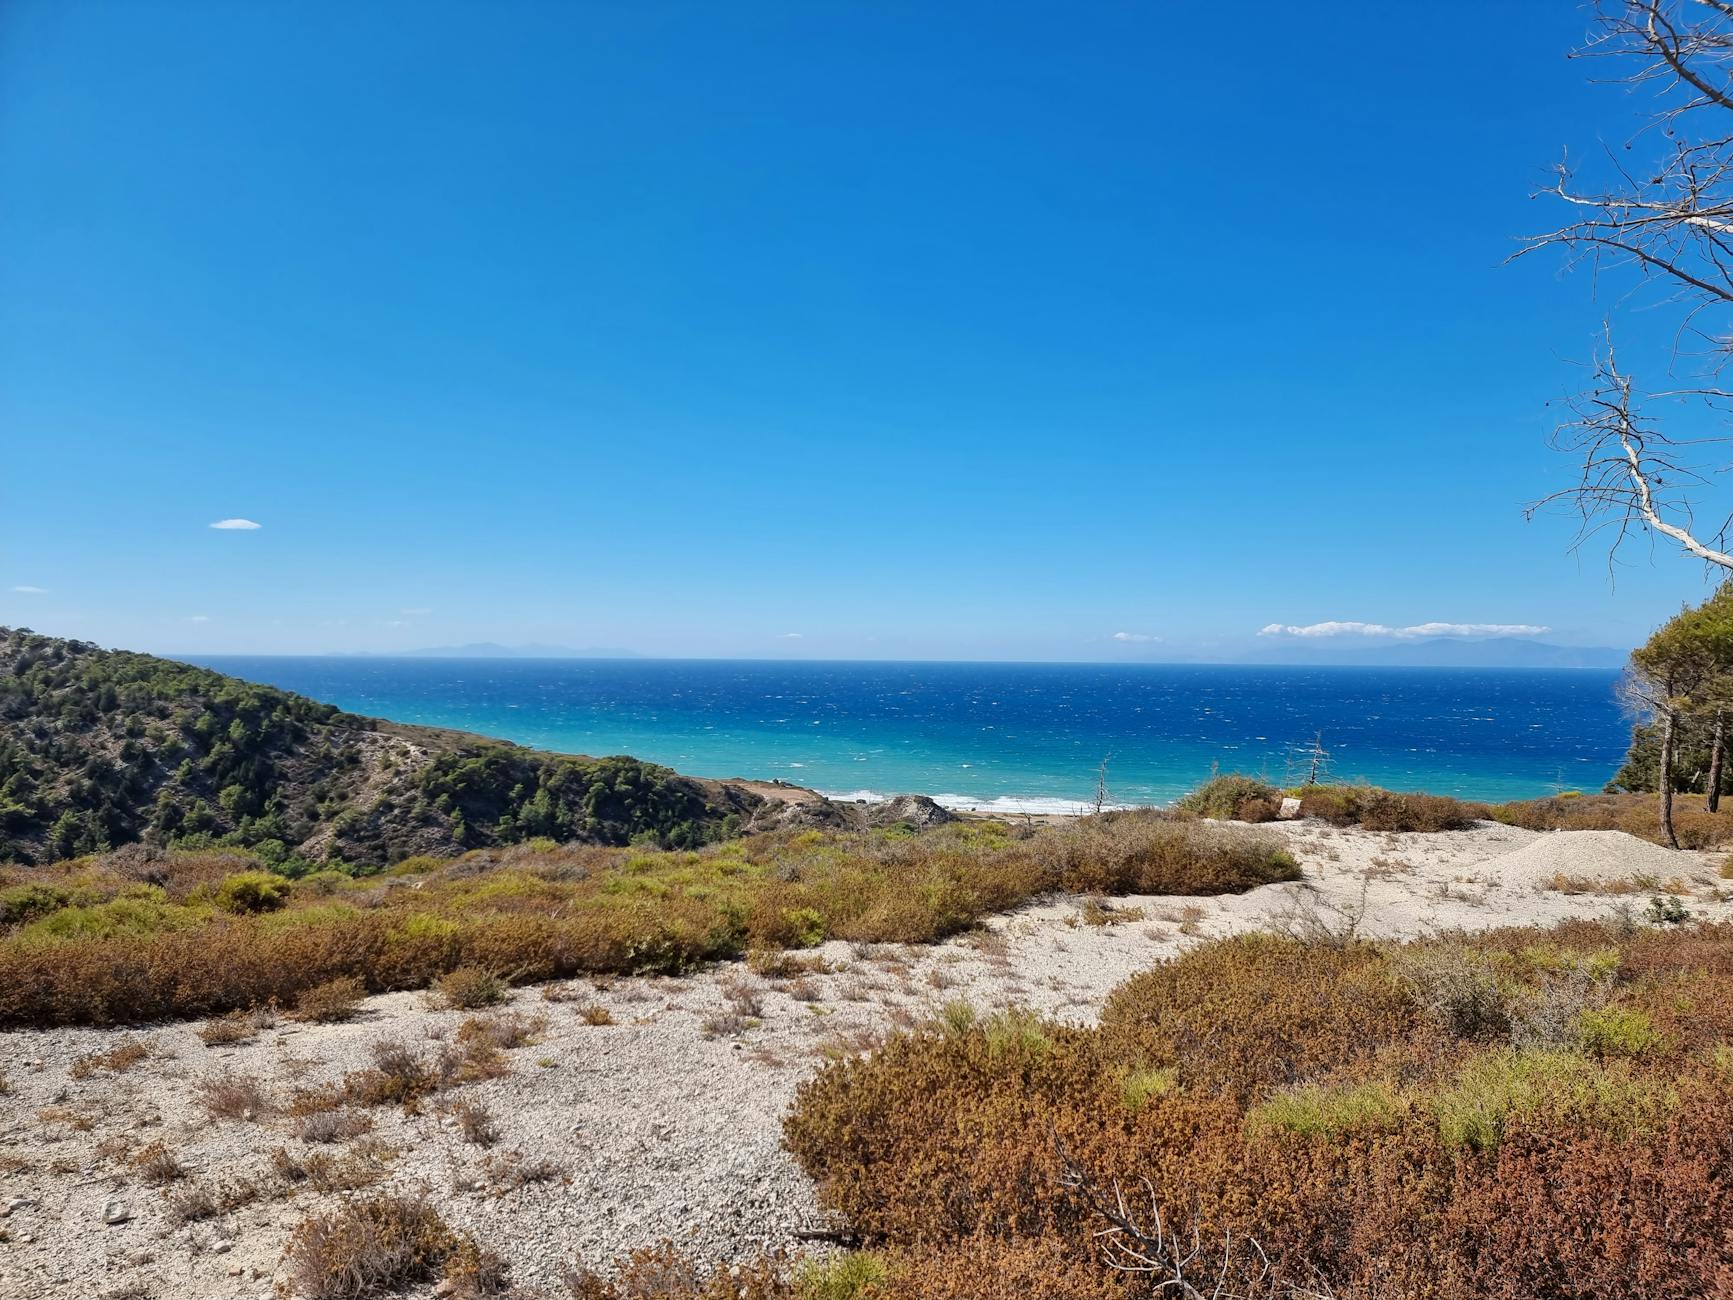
top-left (817, 788), bottom-right (1136, 816)
top-left (929, 793), bottom-right (1134, 816)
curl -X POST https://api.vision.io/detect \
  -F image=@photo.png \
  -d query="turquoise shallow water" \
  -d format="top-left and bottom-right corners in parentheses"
top-left (190, 657), bottom-right (1632, 814)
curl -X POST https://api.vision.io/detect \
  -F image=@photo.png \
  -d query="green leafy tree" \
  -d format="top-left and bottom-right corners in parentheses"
top-left (1625, 587), bottom-right (1733, 847)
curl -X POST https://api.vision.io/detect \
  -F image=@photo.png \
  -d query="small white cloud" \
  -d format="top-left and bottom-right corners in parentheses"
top-left (1258, 620), bottom-right (1549, 640)
top-left (781, 632), bottom-right (803, 639)
top-left (209, 518), bottom-right (262, 530)
top-left (1112, 631), bottom-right (1160, 643)
top-left (9, 585), bottom-right (47, 595)
top-left (187, 615), bottom-right (211, 624)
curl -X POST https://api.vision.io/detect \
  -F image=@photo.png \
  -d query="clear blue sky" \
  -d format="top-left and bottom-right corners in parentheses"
top-left (0, 2), bottom-right (1717, 660)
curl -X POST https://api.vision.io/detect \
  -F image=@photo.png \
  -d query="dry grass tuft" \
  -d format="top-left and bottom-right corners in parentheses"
top-left (69, 1037), bottom-right (153, 1080)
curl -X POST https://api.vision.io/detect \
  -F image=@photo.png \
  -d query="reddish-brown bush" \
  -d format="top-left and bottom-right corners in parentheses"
top-left (781, 922), bottom-right (1733, 1300)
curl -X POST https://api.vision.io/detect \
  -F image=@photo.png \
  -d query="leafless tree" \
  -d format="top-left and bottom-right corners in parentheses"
top-left (1519, 2), bottom-right (1733, 572)
top-left (1093, 752), bottom-right (1115, 816)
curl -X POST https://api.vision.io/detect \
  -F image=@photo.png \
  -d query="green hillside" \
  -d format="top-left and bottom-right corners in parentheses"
top-left (0, 627), bottom-right (759, 868)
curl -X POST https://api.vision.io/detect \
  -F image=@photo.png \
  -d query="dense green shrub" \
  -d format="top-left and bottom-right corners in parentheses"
top-left (214, 870), bottom-right (292, 913)
top-left (1175, 773), bottom-right (1280, 821)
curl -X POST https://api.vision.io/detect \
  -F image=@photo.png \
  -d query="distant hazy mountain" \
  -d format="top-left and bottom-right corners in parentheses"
top-left (401, 643), bottom-right (641, 659)
top-left (1250, 638), bottom-right (1626, 670)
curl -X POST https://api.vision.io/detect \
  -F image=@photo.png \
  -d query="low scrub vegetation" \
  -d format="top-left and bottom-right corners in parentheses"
top-left (1490, 790), bottom-right (1733, 848)
top-left (773, 921), bottom-right (1733, 1299)
top-left (431, 966), bottom-right (506, 1010)
top-left (284, 1194), bottom-right (506, 1299)
top-left (0, 813), bottom-right (1295, 1027)
top-left (1175, 773), bottom-right (1281, 821)
top-left (1181, 775), bottom-right (1733, 848)
top-left (1298, 783), bottom-right (1484, 831)
top-left (1180, 776), bottom-right (1488, 832)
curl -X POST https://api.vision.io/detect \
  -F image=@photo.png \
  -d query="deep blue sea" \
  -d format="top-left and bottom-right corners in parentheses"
top-left (187, 657), bottom-right (1632, 814)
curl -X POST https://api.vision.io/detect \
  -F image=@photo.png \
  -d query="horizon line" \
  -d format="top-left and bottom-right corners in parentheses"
top-left (171, 650), bottom-right (1631, 671)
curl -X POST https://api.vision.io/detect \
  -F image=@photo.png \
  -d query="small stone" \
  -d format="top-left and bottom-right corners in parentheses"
top-left (213, 1241), bottom-right (233, 1254)
top-left (102, 1199), bottom-right (131, 1226)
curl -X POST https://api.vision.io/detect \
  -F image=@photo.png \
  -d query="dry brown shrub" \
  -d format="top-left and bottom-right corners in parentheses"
top-left (281, 1144), bottom-right (392, 1195)
top-left (431, 966), bottom-right (507, 1010)
top-left (344, 1039), bottom-right (440, 1109)
top-left (0, 819), bottom-right (1303, 1031)
top-left (166, 1183), bottom-right (221, 1223)
top-left (1236, 795), bottom-right (1282, 823)
top-left (1097, 934), bottom-right (1422, 1103)
top-left (779, 922), bottom-right (1733, 1300)
top-left (1297, 785), bottom-right (1484, 832)
top-left (456, 1010), bottom-right (544, 1052)
top-left (484, 1148), bottom-right (567, 1192)
top-left (720, 978), bottom-right (766, 1017)
top-left (129, 1141), bottom-right (184, 1186)
top-left (196, 1072), bottom-right (274, 1121)
top-left (284, 1194), bottom-right (507, 1299)
top-left (69, 1037), bottom-right (153, 1079)
top-left (1047, 813), bottom-right (1300, 897)
top-left (747, 949), bottom-right (832, 978)
top-left (197, 1012), bottom-right (256, 1046)
top-left (295, 976), bottom-right (366, 1023)
top-left (293, 1108), bottom-right (374, 1145)
top-left (561, 1243), bottom-right (794, 1299)
top-left (446, 1098), bottom-right (499, 1148)
top-left (701, 1012), bottom-right (749, 1038)
top-left (1493, 791), bottom-right (1733, 849)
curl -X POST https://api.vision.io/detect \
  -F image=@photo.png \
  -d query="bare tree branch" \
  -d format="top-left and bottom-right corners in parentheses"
top-left (1528, 340), bottom-right (1733, 572)
top-left (1055, 1147), bottom-right (1334, 1300)
top-left (1517, 5), bottom-right (1733, 575)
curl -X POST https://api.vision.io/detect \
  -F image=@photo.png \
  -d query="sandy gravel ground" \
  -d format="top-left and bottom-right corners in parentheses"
top-left (2, 820), bottom-right (1729, 1300)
